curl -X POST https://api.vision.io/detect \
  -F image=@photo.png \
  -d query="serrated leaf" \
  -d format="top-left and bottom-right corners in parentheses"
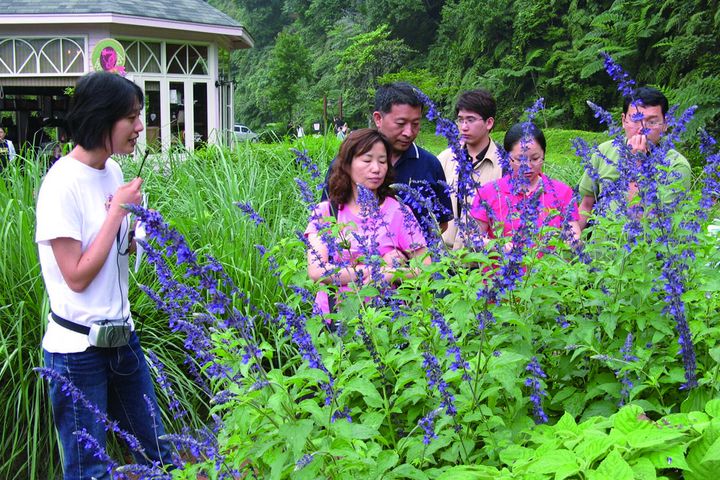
top-left (630, 457), bottom-right (656, 480)
top-left (390, 463), bottom-right (429, 480)
top-left (612, 405), bottom-right (648, 435)
top-left (594, 450), bottom-right (633, 480)
top-left (706, 399), bottom-right (720, 418)
top-left (331, 419), bottom-right (378, 441)
top-left (527, 449), bottom-right (579, 476)
top-left (435, 465), bottom-right (502, 480)
top-left (700, 435), bottom-right (720, 463)
top-left (686, 421), bottom-right (720, 480)
top-left (373, 450), bottom-right (399, 475)
top-left (598, 311), bottom-right (618, 337)
top-left (625, 427), bottom-right (686, 449)
top-left (345, 377), bottom-right (383, 408)
top-left (575, 430), bottom-right (614, 464)
top-left (647, 444), bottom-right (689, 470)
top-left (278, 419), bottom-right (314, 457)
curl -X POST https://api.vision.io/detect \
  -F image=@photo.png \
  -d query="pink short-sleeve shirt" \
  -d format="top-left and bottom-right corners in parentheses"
top-left (470, 174), bottom-right (578, 238)
top-left (305, 196), bottom-right (426, 314)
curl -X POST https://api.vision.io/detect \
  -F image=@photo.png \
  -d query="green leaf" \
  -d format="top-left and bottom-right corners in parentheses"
top-left (345, 377), bottom-right (384, 408)
top-left (681, 387), bottom-right (712, 413)
top-left (435, 465), bottom-right (502, 480)
top-left (598, 311), bottom-right (618, 337)
top-left (526, 449), bottom-right (579, 478)
top-left (555, 412), bottom-right (579, 435)
top-left (630, 457), bottom-right (656, 480)
top-left (706, 399), bottom-right (720, 418)
top-left (372, 450), bottom-right (399, 475)
top-left (625, 427), bottom-right (686, 450)
top-left (389, 463), bottom-right (429, 480)
top-left (331, 419), bottom-right (379, 441)
top-left (574, 430), bottom-right (614, 465)
top-left (592, 450), bottom-right (634, 480)
top-left (700, 435), bottom-right (720, 463)
top-left (686, 421), bottom-right (720, 480)
top-left (647, 444), bottom-right (689, 470)
top-left (278, 419), bottom-right (314, 458)
top-left (612, 405), bottom-right (647, 434)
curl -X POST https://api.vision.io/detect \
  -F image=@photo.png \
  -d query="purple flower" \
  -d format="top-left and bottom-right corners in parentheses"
top-left (430, 310), bottom-right (471, 379)
top-left (235, 201), bottom-right (265, 225)
top-left (422, 350), bottom-right (457, 417)
top-left (602, 52), bottom-right (636, 98)
top-left (295, 453), bottom-right (315, 471)
top-left (74, 428), bottom-right (118, 476)
top-left (617, 333), bottom-right (638, 406)
top-left (291, 148), bottom-right (322, 180)
top-left (35, 367), bottom-right (147, 456)
top-left (524, 357), bottom-right (548, 424)
top-left (418, 408), bottom-right (441, 445)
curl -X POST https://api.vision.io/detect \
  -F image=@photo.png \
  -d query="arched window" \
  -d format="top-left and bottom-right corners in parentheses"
top-left (166, 44), bottom-right (208, 75)
top-left (121, 40), bottom-right (162, 74)
top-left (0, 37), bottom-right (84, 75)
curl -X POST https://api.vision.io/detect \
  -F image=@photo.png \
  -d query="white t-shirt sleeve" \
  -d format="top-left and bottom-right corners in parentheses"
top-left (36, 170), bottom-right (82, 244)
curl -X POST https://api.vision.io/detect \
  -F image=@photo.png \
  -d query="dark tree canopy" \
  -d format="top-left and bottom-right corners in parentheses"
top-left (219, 0), bottom-right (720, 136)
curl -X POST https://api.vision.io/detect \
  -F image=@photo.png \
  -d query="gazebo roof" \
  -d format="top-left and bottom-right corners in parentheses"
top-left (5, 0), bottom-right (240, 28)
top-left (3, 0), bottom-right (254, 49)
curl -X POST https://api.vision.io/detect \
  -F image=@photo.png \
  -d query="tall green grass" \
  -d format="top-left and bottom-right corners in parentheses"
top-left (0, 160), bottom-right (59, 479)
top-left (0, 130), bottom-right (610, 477)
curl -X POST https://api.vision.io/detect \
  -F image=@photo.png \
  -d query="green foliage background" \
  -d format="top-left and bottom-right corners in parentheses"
top-left (211, 0), bottom-right (720, 135)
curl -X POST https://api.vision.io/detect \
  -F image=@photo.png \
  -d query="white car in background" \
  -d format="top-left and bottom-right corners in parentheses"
top-left (233, 124), bottom-right (259, 142)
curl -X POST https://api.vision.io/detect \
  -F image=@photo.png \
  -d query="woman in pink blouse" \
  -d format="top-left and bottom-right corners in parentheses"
top-left (470, 123), bottom-right (580, 251)
top-left (305, 128), bottom-right (427, 315)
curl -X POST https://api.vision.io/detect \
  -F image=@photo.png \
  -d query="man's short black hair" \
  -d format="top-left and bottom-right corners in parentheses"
top-left (455, 89), bottom-right (497, 122)
top-left (374, 82), bottom-right (423, 114)
top-left (623, 86), bottom-right (669, 116)
top-left (66, 72), bottom-right (144, 151)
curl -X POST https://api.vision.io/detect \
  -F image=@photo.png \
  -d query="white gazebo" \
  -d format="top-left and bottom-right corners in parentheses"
top-left (0, 0), bottom-right (253, 153)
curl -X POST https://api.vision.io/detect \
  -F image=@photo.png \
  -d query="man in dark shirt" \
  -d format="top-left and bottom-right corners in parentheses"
top-left (322, 82), bottom-right (452, 235)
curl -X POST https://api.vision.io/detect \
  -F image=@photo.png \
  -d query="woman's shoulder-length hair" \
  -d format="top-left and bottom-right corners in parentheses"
top-left (328, 128), bottom-right (395, 206)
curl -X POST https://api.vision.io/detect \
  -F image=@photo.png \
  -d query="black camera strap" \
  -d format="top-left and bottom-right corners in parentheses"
top-left (51, 311), bottom-right (91, 335)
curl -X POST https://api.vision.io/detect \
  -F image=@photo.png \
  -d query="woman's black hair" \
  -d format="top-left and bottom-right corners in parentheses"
top-left (503, 122), bottom-right (546, 154)
top-left (66, 72), bottom-right (144, 151)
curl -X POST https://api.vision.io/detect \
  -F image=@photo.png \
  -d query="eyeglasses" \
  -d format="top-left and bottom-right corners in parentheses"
top-left (455, 116), bottom-right (484, 126)
top-left (509, 156), bottom-right (544, 165)
top-left (625, 116), bottom-right (665, 128)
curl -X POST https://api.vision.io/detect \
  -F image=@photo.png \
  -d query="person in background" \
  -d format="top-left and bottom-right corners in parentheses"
top-left (36, 71), bottom-right (173, 479)
top-left (0, 126), bottom-right (17, 172)
top-left (470, 123), bottom-right (580, 250)
top-left (336, 122), bottom-right (349, 140)
top-left (437, 89), bottom-right (504, 248)
top-left (322, 82), bottom-right (453, 237)
top-left (306, 128), bottom-right (427, 317)
top-left (577, 86), bottom-right (692, 230)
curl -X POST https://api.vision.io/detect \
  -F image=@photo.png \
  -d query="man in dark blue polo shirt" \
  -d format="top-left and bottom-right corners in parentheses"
top-left (322, 82), bottom-right (452, 236)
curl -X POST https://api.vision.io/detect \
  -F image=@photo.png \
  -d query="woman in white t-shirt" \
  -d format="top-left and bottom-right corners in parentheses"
top-left (36, 72), bottom-right (172, 479)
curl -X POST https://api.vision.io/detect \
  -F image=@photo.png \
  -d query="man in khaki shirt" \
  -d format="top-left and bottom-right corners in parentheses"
top-left (437, 90), bottom-right (504, 248)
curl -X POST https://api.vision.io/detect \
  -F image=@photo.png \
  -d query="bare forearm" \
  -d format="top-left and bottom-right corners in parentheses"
top-left (578, 195), bottom-right (595, 230)
top-left (52, 210), bottom-right (126, 292)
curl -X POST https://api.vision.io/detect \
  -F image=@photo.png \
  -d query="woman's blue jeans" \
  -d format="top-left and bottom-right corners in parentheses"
top-left (44, 332), bottom-right (173, 480)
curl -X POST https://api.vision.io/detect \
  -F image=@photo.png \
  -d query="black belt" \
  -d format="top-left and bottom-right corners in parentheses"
top-left (51, 311), bottom-right (90, 335)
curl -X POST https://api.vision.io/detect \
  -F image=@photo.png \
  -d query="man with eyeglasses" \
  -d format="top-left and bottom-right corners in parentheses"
top-left (577, 86), bottom-right (692, 230)
top-left (437, 89), bottom-right (504, 247)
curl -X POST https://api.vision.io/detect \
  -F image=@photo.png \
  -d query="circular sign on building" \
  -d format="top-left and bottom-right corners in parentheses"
top-left (91, 38), bottom-right (126, 75)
